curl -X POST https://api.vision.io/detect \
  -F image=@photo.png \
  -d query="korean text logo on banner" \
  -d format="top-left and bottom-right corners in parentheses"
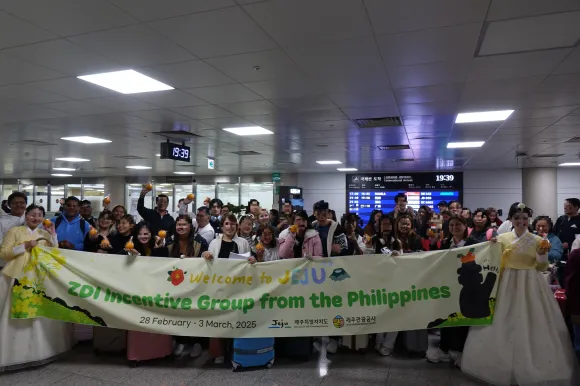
top-left (10, 243), bottom-right (501, 337)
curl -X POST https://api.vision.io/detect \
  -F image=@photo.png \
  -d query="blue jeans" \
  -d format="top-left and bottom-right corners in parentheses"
top-left (574, 324), bottom-right (580, 361)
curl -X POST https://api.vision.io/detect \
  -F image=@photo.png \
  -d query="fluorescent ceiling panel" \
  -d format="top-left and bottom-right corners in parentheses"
top-left (317, 160), bottom-right (342, 165)
top-left (447, 142), bottom-right (485, 148)
top-left (55, 157), bottom-right (90, 162)
top-left (559, 162), bottom-right (580, 166)
top-left (337, 168), bottom-right (358, 171)
top-left (61, 136), bottom-right (111, 144)
top-left (223, 126), bottom-right (273, 136)
top-left (52, 167), bottom-right (76, 171)
top-left (51, 173), bottom-right (72, 177)
top-left (77, 70), bottom-right (174, 94)
top-left (455, 110), bottom-right (514, 123)
top-left (173, 171), bottom-right (195, 175)
top-left (125, 166), bottom-right (152, 169)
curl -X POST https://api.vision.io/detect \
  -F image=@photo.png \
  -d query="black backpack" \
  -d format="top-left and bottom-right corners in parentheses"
top-left (55, 216), bottom-right (86, 234)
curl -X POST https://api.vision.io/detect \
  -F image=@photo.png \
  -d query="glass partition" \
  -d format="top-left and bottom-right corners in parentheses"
top-left (196, 185), bottom-right (215, 208)
top-left (50, 185), bottom-right (65, 213)
top-left (1, 184), bottom-right (19, 202)
top-left (35, 184), bottom-right (48, 208)
top-left (217, 183), bottom-right (240, 207)
top-left (21, 184), bottom-right (34, 207)
top-left (127, 184), bottom-right (150, 221)
top-left (174, 184), bottom-right (195, 216)
top-left (241, 183), bottom-right (274, 210)
top-left (83, 184), bottom-right (105, 216)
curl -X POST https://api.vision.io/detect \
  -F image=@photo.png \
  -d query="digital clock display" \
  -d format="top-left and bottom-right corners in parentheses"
top-left (436, 174), bottom-right (455, 182)
top-left (160, 142), bottom-right (191, 162)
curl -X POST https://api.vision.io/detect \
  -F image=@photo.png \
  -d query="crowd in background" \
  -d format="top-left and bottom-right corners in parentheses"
top-left (1, 185), bottom-right (580, 385)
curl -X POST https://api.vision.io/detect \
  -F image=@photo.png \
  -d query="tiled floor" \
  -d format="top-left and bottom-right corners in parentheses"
top-left (0, 343), bottom-right (485, 386)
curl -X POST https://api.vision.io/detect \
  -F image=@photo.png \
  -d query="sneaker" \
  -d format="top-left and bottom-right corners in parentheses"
top-left (318, 356), bottom-right (332, 377)
top-left (173, 343), bottom-right (185, 357)
top-left (313, 340), bottom-right (321, 353)
top-left (449, 351), bottom-right (462, 368)
top-left (214, 356), bottom-right (225, 364)
top-left (426, 347), bottom-right (451, 363)
top-left (190, 343), bottom-right (203, 358)
top-left (376, 345), bottom-right (393, 356)
top-left (327, 339), bottom-right (338, 354)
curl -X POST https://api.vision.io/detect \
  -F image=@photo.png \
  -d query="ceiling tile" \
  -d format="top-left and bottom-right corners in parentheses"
top-left (317, 71), bottom-right (392, 93)
top-left (378, 23), bottom-right (482, 68)
top-left (205, 49), bottom-right (304, 83)
top-left (3, 39), bottom-right (124, 76)
top-left (88, 96), bottom-right (161, 112)
top-left (186, 84), bottom-right (263, 104)
top-left (510, 105), bottom-right (579, 119)
top-left (365, 0), bottom-right (489, 35)
top-left (388, 61), bottom-right (470, 88)
top-left (27, 77), bottom-right (118, 100)
top-left (200, 117), bottom-right (255, 129)
top-left (69, 24), bottom-right (195, 67)
top-left (329, 90), bottom-right (397, 108)
top-left (502, 116), bottom-right (561, 128)
top-left (399, 102), bottom-right (459, 116)
top-left (218, 100), bottom-right (281, 116)
top-left (270, 96), bottom-right (337, 112)
top-left (286, 37), bottom-right (384, 77)
top-left (479, 12), bottom-right (580, 56)
top-left (42, 100), bottom-right (117, 116)
top-left (554, 47), bottom-right (580, 74)
top-left (540, 73), bottom-right (580, 93)
top-left (342, 105), bottom-right (401, 120)
top-left (139, 60), bottom-right (234, 89)
top-left (172, 105), bottom-right (236, 120)
top-left (128, 109), bottom-right (191, 123)
top-left (295, 109), bottom-right (348, 122)
top-left (111, 0), bottom-right (236, 21)
top-left (242, 113), bottom-right (301, 126)
top-left (0, 53), bottom-right (63, 86)
top-left (394, 84), bottom-right (464, 104)
top-left (0, 10), bottom-right (56, 49)
top-left (467, 49), bottom-right (571, 81)
top-left (243, 77), bottom-right (322, 99)
top-left (243, 0), bottom-right (371, 47)
top-left (462, 76), bottom-right (545, 100)
top-left (1, 0), bottom-right (136, 36)
top-left (486, 0), bottom-right (580, 21)
top-left (149, 6), bottom-right (277, 58)
top-left (554, 115), bottom-right (580, 126)
top-left (0, 84), bottom-right (68, 104)
top-left (0, 105), bottom-right (69, 122)
top-left (132, 90), bottom-right (208, 108)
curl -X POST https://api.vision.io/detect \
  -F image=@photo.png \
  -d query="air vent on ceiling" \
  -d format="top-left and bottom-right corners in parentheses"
top-left (95, 166), bottom-right (117, 169)
top-left (231, 151), bottom-right (261, 156)
top-left (277, 161), bottom-right (296, 165)
top-left (153, 130), bottom-right (201, 140)
top-left (315, 144), bottom-right (329, 148)
top-left (354, 116), bottom-right (402, 128)
top-left (115, 155), bottom-right (147, 160)
top-left (19, 140), bottom-right (57, 146)
top-left (413, 135), bottom-right (447, 140)
top-left (392, 158), bottom-right (415, 162)
top-left (566, 136), bottom-right (580, 143)
top-left (377, 144), bottom-right (410, 150)
top-left (532, 154), bottom-right (564, 158)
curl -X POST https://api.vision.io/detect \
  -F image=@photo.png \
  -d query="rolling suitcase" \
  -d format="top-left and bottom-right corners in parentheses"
top-left (73, 324), bottom-right (93, 342)
top-left (275, 337), bottom-right (312, 362)
top-left (555, 289), bottom-right (568, 318)
top-left (231, 338), bottom-right (275, 371)
top-left (93, 327), bottom-right (127, 354)
top-left (127, 331), bottom-right (173, 367)
top-left (397, 330), bottom-right (428, 354)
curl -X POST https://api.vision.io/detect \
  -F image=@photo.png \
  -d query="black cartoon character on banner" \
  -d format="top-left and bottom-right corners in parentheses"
top-left (329, 268), bottom-right (350, 281)
top-left (457, 248), bottom-right (497, 318)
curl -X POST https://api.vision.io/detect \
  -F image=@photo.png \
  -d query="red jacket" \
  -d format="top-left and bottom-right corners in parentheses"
top-left (565, 248), bottom-right (580, 316)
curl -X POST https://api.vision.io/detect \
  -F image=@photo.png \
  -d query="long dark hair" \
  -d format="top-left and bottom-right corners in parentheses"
top-left (256, 225), bottom-right (277, 248)
top-left (169, 215), bottom-right (196, 258)
top-left (446, 215), bottom-right (469, 244)
top-left (394, 213), bottom-right (418, 252)
top-left (375, 215), bottom-right (401, 253)
top-left (472, 207), bottom-right (491, 230)
top-left (133, 222), bottom-right (156, 256)
top-left (364, 210), bottom-right (382, 235)
top-left (510, 203), bottom-right (533, 232)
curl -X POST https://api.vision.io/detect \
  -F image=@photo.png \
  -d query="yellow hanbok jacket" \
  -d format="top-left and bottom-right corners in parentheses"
top-left (0, 225), bottom-right (57, 278)
top-left (499, 230), bottom-right (549, 272)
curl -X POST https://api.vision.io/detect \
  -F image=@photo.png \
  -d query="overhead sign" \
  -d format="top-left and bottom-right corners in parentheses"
top-left (11, 244), bottom-right (500, 337)
top-left (272, 172), bottom-right (281, 182)
top-left (207, 158), bottom-right (215, 170)
top-left (347, 172), bottom-right (463, 190)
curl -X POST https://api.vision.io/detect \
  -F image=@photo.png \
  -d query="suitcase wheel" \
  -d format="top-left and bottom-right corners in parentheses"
top-left (129, 361), bottom-right (138, 368)
top-left (231, 361), bottom-right (240, 372)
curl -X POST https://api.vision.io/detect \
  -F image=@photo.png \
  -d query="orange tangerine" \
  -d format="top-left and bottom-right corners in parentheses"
top-left (100, 239), bottom-right (111, 248)
top-left (187, 193), bottom-right (195, 200)
top-left (158, 230), bottom-right (167, 239)
top-left (42, 219), bottom-right (52, 228)
top-left (125, 241), bottom-right (134, 250)
top-left (290, 225), bottom-right (298, 233)
top-left (255, 243), bottom-right (264, 251)
top-left (103, 196), bottom-right (111, 204)
top-left (89, 228), bottom-right (98, 236)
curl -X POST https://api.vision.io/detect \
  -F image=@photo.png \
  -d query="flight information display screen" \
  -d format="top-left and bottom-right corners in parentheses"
top-left (346, 172), bottom-right (463, 225)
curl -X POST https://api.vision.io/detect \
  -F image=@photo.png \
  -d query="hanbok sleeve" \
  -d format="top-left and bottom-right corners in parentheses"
top-left (0, 227), bottom-right (23, 261)
top-left (535, 237), bottom-right (549, 272)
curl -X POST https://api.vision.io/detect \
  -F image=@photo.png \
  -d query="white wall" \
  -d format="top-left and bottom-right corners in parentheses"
top-left (298, 173), bottom-right (346, 218)
top-left (463, 170), bottom-right (522, 218)
top-left (557, 168), bottom-right (580, 217)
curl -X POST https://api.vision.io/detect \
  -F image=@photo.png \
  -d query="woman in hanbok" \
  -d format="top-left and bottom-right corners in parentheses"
top-left (461, 203), bottom-right (578, 386)
top-left (0, 204), bottom-right (74, 372)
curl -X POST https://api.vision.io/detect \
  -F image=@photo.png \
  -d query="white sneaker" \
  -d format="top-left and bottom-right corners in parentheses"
top-left (327, 339), bottom-right (338, 354)
top-left (173, 343), bottom-right (185, 357)
top-left (318, 356), bottom-right (332, 377)
top-left (426, 347), bottom-right (451, 363)
top-left (190, 343), bottom-right (203, 358)
top-left (449, 350), bottom-right (462, 368)
top-left (313, 340), bottom-right (321, 352)
top-left (214, 355), bottom-right (225, 364)
top-left (376, 345), bottom-right (393, 356)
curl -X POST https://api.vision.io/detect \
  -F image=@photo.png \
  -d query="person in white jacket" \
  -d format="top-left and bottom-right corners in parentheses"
top-left (203, 213), bottom-right (250, 260)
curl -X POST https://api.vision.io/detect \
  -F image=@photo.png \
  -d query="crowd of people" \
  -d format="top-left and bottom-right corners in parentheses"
top-left (1, 185), bottom-right (580, 385)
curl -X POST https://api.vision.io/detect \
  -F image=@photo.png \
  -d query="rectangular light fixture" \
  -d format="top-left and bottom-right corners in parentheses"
top-left (51, 173), bottom-right (72, 177)
top-left (55, 157), bottom-right (90, 162)
top-left (559, 163), bottom-right (580, 166)
top-left (223, 126), bottom-right (273, 136)
top-left (447, 141), bottom-right (485, 149)
top-left (173, 171), bottom-right (195, 175)
top-left (61, 136), bottom-right (111, 144)
top-left (317, 160), bottom-right (342, 165)
top-left (156, 154), bottom-right (161, 157)
top-left (77, 70), bottom-right (174, 94)
top-left (125, 166), bottom-right (152, 170)
top-left (337, 168), bottom-right (358, 171)
top-left (455, 110), bottom-right (514, 123)
top-left (52, 167), bottom-right (75, 171)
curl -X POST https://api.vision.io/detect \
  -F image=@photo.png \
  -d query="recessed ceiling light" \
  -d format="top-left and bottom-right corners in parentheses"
top-left (455, 110), bottom-right (514, 123)
top-left (447, 142), bottom-right (485, 149)
top-left (317, 160), bottom-right (342, 165)
top-left (51, 173), bottom-right (72, 177)
top-left (156, 154), bottom-right (161, 157)
top-left (337, 168), bottom-right (358, 171)
top-left (125, 166), bottom-right (152, 170)
top-left (173, 171), bottom-right (195, 175)
top-left (61, 136), bottom-right (111, 144)
top-left (77, 70), bottom-right (174, 94)
top-left (52, 167), bottom-right (75, 171)
top-left (55, 157), bottom-right (90, 162)
top-left (223, 126), bottom-right (273, 136)
top-left (559, 162), bottom-right (580, 166)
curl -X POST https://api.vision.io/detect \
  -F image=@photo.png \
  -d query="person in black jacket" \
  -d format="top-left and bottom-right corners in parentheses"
top-left (209, 198), bottom-right (223, 234)
top-left (123, 222), bottom-right (168, 257)
top-left (394, 213), bottom-right (423, 253)
top-left (84, 210), bottom-right (114, 253)
top-left (109, 215), bottom-right (136, 254)
top-left (554, 198), bottom-right (580, 263)
top-left (137, 187), bottom-right (174, 236)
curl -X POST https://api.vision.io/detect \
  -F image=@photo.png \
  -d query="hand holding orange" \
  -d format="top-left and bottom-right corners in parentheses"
top-left (187, 193), bottom-right (195, 200)
top-left (255, 243), bottom-right (264, 252)
top-left (125, 241), bottom-right (134, 250)
top-left (158, 230), bottom-right (167, 239)
top-left (89, 228), bottom-right (98, 236)
top-left (103, 196), bottom-right (111, 204)
top-left (290, 225), bottom-right (298, 233)
top-left (43, 219), bottom-right (52, 228)
top-left (100, 239), bottom-right (111, 248)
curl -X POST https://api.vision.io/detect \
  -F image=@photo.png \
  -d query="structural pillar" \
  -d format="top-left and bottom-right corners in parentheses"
top-left (103, 177), bottom-right (126, 209)
top-left (522, 168), bottom-right (558, 221)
